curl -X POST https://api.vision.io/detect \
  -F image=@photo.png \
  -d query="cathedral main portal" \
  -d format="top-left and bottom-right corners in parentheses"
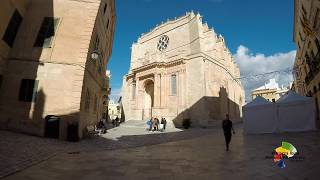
top-left (143, 79), bottom-right (154, 120)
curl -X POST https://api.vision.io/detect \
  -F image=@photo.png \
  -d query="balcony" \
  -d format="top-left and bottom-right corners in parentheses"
top-left (305, 53), bottom-right (320, 85)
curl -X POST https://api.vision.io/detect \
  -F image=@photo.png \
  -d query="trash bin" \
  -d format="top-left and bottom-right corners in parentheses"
top-left (67, 124), bottom-right (79, 142)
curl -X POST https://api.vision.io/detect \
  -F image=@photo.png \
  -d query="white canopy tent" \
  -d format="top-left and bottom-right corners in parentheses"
top-left (277, 91), bottom-right (316, 132)
top-left (243, 91), bottom-right (317, 134)
top-left (243, 96), bottom-right (277, 134)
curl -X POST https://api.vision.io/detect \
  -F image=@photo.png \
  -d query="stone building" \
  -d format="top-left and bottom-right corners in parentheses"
top-left (293, 0), bottom-right (320, 122)
top-left (108, 100), bottom-right (121, 121)
top-left (0, 0), bottom-right (115, 140)
top-left (122, 12), bottom-right (245, 127)
top-left (251, 79), bottom-right (290, 102)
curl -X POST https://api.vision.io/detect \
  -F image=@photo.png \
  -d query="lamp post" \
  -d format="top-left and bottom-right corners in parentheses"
top-left (91, 50), bottom-right (102, 62)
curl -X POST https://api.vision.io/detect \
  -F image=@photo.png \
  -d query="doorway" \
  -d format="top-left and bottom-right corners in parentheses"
top-left (143, 80), bottom-right (154, 120)
top-left (44, 115), bottom-right (60, 138)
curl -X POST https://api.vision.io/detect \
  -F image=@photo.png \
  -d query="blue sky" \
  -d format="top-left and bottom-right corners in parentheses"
top-left (108, 0), bottom-right (296, 101)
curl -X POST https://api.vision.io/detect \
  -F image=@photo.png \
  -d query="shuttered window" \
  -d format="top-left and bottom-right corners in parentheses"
top-left (2, 10), bottom-right (23, 47)
top-left (34, 17), bottom-right (59, 47)
top-left (19, 79), bottom-right (38, 102)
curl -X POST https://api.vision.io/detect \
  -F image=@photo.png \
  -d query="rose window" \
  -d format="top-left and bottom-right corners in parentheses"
top-left (157, 35), bottom-right (169, 51)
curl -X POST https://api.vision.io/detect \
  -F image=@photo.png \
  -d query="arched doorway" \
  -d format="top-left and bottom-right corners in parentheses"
top-left (143, 80), bottom-right (154, 120)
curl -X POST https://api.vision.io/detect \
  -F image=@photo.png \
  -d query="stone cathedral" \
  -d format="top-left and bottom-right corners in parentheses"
top-left (122, 12), bottom-right (245, 127)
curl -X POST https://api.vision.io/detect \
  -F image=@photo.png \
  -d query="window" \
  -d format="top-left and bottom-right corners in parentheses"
top-left (315, 38), bottom-right (320, 52)
top-left (2, 10), bottom-right (22, 47)
top-left (107, 19), bottom-right (110, 29)
top-left (171, 74), bottom-right (177, 95)
top-left (19, 79), bottom-right (38, 102)
top-left (314, 9), bottom-right (320, 28)
top-left (93, 35), bottom-right (99, 50)
top-left (272, 99), bottom-right (275, 103)
top-left (34, 17), bottom-right (59, 47)
top-left (85, 89), bottom-right (90, 111)
top-left (103, 3), bottom-right (107, 14)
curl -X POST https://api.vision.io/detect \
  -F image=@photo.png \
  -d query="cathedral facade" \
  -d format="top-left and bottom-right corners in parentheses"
top-left (122, 12), bottom-right (245, 127)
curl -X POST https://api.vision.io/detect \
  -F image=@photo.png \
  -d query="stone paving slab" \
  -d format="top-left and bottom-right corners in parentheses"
top-left (1, 120), bottom-right (320, 179)
top-left (0, 120), bottom-right (215, 179)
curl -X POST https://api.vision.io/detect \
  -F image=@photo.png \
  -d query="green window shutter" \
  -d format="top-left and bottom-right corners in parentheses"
top-left (18, 79), bottom-right (36, 102)
top-left (2, 9), bottom-right (23, 47)
top-left (34, 17), bottom-right (60, 48)
top-left (32, 80), bottom-right (39, 102)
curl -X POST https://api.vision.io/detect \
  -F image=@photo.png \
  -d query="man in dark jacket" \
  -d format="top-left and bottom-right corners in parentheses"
top-left (222, 114), bottom-right (235, 151)
top-left (161, 117), bottom-right (167, 131)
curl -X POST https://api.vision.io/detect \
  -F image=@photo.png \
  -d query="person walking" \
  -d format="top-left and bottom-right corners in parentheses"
top-left (161, 117), bottom-right (167, 131)
top-left (112, 118), bottom-right (115, 128)
top-left (115, 116), bottom-right (120, 127)
top-left (222, 114), bottom-right (235, 151)
top-left (156, 118), bottom-right (160, 131)
top-left (152, 118), bottom-right (157, 132)
top-left (146, 118), bottom-right (152, 131)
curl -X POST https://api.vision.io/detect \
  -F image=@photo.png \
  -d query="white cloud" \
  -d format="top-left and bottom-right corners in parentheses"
top-left (109, 87), bottom-right (122, 102)
top-left (233, 45), bottom-right (296, 102)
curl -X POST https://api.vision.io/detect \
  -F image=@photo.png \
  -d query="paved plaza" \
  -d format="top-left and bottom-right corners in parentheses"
top-left (1, 120), bottom-right (320, 180)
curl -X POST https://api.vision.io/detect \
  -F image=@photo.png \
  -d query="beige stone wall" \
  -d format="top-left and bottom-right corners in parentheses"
top-left (293, 0), bottom-right (320, 125)
top-left (0, 0), bottom-right (30, 74)
top-left (0, 0), bottom-right (116, 140)
top-left (123, 12), bottom-right (245, 127)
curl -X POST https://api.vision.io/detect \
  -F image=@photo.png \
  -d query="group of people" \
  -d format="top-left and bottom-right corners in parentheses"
top-left (96, 119), bottom-right (108, 134)
top-left (146, 117), bottom-right (167, 132)
top-left (112, 116), bottom-right (120, 128)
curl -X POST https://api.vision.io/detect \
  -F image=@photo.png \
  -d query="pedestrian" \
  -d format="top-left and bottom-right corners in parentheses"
top-left (161, 117), bottom-right (167, 130)
top-left (146, 118), bottom-right (152, 131)
top-left (112, 118), bottom-right (115, 128)
top-left (152, 118), bottom-right (157, 132)
top-left (156, 118), bottom-right (160, 131)
top-left (115, 116), bottom-right (119, 127)
top-left (222, 114), bottom-right (235, 151)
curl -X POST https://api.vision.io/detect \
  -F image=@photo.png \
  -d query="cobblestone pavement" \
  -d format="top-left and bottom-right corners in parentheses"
top-left (0, 120), bottom-right (213, 179)
top-left (1, 120), bottom-right (320, 180)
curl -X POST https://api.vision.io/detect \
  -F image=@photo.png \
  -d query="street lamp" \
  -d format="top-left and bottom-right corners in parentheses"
top-left (91, 50), bottom-right (103, 73)
top-left (91, 50), bottom-right (102, 62)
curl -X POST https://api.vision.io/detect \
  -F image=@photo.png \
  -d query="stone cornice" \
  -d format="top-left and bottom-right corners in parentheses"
top-left (126, 59), bottom-right (186, 77)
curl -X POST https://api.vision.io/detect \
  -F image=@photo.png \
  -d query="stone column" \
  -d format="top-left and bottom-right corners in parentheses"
top-left (160, 73), bottom-right (165, 108)
top-left (154, 73), bottom-right (161, 108)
